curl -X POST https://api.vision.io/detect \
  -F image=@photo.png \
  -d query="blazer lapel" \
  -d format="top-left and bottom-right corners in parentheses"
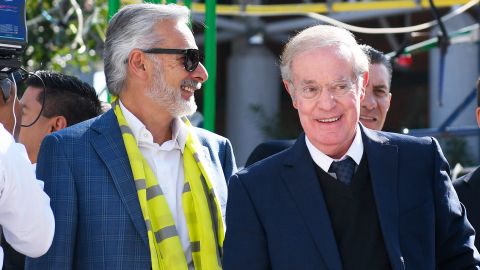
top-left (361, 126), bottom-right (404, 270)
top-left (90, 110), bottom-right (149, 246)
top-left (199, 145), bottom-right (228, 220)
top-left (281, 135), bottom-right (343, 270)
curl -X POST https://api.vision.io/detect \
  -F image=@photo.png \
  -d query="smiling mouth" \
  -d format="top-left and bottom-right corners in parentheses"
top-left (318, 116), bottom-right (340, 123)
top-left (181, 85), bottom-right (196, 93)
top-left (181, 80), bottom-right (201, 92)
top-left (360, 115), bottom-right (377, 121)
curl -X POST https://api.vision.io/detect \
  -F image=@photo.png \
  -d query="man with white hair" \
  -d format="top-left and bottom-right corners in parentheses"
top-left (244, 44), bottom-right (392, 167)
top-left (223, 25), bottom-right (479, 270)
top-left (26, 3), bottom-right (236, 270)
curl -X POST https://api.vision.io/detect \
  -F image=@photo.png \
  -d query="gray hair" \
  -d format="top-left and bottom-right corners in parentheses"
top-left (104, 4), bottom-right (190, 95)
top-left (280, 25), bottom-right (368, 83)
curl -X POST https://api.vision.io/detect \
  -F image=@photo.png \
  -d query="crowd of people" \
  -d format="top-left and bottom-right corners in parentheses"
top-left (0, 2), bottom-right (479, 270)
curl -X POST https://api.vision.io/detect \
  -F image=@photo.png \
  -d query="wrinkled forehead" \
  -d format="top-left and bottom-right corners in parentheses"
top-left (290, 45), bottom-right (356, 82)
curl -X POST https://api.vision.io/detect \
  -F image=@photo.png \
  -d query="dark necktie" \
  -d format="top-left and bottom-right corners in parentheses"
top-left (328, 157), bottom-right (356, 185)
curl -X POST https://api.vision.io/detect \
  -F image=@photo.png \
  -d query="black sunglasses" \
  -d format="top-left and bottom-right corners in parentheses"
top-left (142, 48), bottom-right (202, 72)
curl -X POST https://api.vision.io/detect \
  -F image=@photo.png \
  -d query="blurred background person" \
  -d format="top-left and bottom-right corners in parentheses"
top-left (18, 71), bottom-right (102, 165)
top-left (454, 77), bottom-right (480, 251)
top-left (359, 44), bottom-right (392, 131)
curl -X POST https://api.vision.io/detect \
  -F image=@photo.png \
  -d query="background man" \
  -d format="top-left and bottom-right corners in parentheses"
top-left (224, 25), bottom-right (479, 270)
top-left (18, 71), bottom-right (102, 164)
top-left (25, 4), bottom-right (236, 269)
top-left (3, 70), bottom-right (102, 269)
top-left (359, 44), bottom-right (392, 131)
top-left (245, 44), bottom-right (392, 167)
top-left (454, 78), bottom-right (480, 250)
top-left (0, 74), bottom-right (54, 269)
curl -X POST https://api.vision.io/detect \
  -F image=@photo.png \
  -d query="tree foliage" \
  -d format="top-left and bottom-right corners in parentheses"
top-left (25, 0), bottom-right (109, 73)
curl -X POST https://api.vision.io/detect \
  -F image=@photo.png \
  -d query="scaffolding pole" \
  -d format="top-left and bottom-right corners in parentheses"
top-left (203, 0), bottom-right (217, 131)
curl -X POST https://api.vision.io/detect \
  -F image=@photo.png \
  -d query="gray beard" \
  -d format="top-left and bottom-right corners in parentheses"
top-left (146, 84), bottom-right (197, 117)
top-left (146, 61), bottom-right (197, 117)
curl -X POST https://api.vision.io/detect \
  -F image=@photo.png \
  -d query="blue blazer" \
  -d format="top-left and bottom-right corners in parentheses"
top-left (224, 126), bottom-right (479, 270)
top-left (25, 110), bottom-right (237, 270)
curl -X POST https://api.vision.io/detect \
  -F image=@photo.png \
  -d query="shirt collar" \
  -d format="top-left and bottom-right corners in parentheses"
top-left (119, 100), bottom-right (187, 152)
top-left (305, 124), bottom-right (363, 173)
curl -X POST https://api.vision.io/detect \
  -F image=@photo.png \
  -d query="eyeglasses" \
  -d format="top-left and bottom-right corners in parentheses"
top-left (142, 48), bottom-right (202, 72)
top-left (290, 78), bottom-right (358, 100)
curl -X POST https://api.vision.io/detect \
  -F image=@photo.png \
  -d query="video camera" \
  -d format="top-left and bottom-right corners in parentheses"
top-left (0, 0), bottom-right (27, 101)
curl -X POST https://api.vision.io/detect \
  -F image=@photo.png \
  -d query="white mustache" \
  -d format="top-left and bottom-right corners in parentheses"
top-left (181, 80), bottom-right (201, 90)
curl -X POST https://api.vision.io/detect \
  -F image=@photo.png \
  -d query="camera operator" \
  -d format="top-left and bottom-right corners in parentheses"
top-left (0, 78), bottom-right (54, 269)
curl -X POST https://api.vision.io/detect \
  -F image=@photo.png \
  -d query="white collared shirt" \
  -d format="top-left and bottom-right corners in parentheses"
top-left (0, 124), bottom-right (55, 268)
top-left (305, 125), bottom-right (364, 179)
top-left (119, 101), bottom-right (193, 267)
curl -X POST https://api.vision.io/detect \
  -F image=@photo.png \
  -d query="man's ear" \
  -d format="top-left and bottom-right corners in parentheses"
top-left (127, 49), bottom-right (148, 80)
top-left (359, 71), bottom-right (369, 101)
top-left (283, 80), bottom-right (298, 109)
top-left (49, 116), bottom-right (67, 133)
top-left (386, 92), bottom-right (392, 111)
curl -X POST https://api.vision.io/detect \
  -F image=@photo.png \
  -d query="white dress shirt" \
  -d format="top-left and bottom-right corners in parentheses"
top-left (120, 101), bottom-right (194, 267)
top-left (305, 125), bottom-right (364, 179)
top-left (0, 124), bottom-right (55, 269)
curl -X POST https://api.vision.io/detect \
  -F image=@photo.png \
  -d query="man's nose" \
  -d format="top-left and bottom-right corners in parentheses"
top-left (191, 62), bottom-right (208, 84)
top-left (315, 89), bottom-right (337, 111)
top-left (362, 90), bottom-right (377, 110)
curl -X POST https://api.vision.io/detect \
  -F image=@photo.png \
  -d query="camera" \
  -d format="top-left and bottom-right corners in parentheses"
top-left (0, 0), bottom-right (27, 101)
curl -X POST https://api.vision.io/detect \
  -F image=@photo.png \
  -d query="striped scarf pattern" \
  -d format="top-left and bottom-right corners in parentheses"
top-left (112, 98), bottom-right (224, 270)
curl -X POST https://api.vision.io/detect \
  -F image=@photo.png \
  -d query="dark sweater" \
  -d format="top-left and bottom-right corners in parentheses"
top-left (315, 156), bottom-right (392, 270)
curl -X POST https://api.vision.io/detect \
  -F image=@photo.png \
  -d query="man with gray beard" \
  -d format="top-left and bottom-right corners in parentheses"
top-left (25, 3), bottom-right (237, 270)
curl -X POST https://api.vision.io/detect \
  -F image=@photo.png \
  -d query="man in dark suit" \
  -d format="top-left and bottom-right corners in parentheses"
top-left (245, 139), bottom-right (295, 167)
top-left (25, 4), bottom-right (236, 270)
top-left (223, 25), bottom-right (479, 270)
top-left (454, 78), bottom-right (480, 251)
top-left (244, 45), bottom-right (393, 167)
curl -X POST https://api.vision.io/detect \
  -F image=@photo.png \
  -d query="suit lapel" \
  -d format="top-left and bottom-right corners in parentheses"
top-left (281, 135), bottom-right (343, 270)
top-left (90, 110), bottom-right (149, 246)
top-left (361, 126), bottom-right (404, 270)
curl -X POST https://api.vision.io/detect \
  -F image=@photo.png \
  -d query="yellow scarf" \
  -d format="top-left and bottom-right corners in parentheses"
top-left (112, 98), bottom-right (224, 270)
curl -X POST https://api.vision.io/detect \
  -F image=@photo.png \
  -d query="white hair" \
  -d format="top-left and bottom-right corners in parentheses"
top-left (280, 25), bottom-right (368, 83)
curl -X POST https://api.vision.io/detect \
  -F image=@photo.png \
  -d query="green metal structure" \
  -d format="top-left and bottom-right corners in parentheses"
top-left (203, 0), bottom-right (216, 131)
top-left (107, 0), bottom-right (119, 20)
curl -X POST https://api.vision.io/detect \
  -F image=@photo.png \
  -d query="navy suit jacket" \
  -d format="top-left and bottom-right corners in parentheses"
top-left (245, 140), bottom-right (295, 167)
top-left (25, 110), bottom-right (237, 270)
top-left (224, 126), bottom-right (479, 270)
top-left (454, 167), bottom-right (480, 251)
